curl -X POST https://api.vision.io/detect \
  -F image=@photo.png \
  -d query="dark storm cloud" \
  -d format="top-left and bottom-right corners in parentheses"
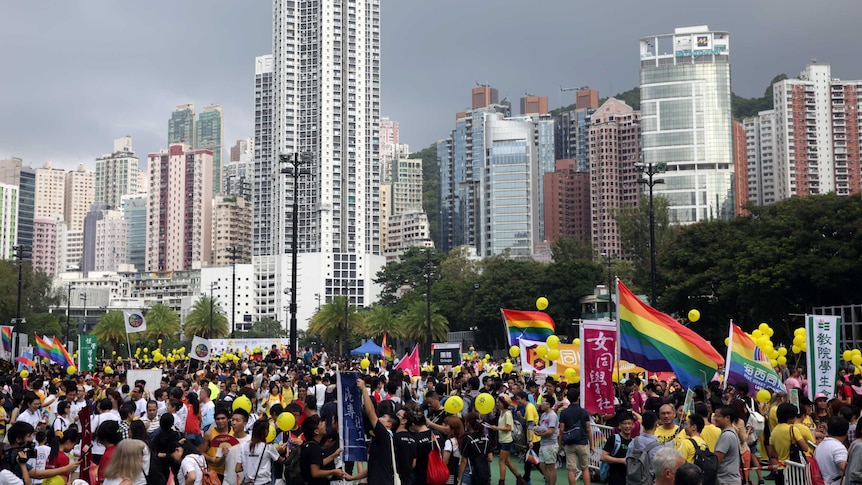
top-left (1, 0), bottom-right (860, 168)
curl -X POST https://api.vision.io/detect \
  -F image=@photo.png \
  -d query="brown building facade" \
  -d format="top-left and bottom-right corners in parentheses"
top-left (543, 159), bottom-right (590, 247)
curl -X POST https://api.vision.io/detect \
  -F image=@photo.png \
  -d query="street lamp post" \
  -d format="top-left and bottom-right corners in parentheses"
top-left (207, 282), bottom-right (218, 339)
top-left (12, 245), bottom-right (30, 358)
top-left (226, 246), bottom-right (241, 338)
top-left (423, 249), bottom-right (435, 359)
top-left (601, 252), bottom-right (615, 320)
top-left (280, 152), bottom-right (310, 362)
top-left (65, 284), bottom-right (75, 347)
top-left (79, 292), bottom-right (88, 334)
top-left (636, 162), bottom-right (664, 305)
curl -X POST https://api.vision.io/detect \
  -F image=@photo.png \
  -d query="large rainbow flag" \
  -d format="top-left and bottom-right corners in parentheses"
top-left (617, 280), bottom-right (723, 389)
top-left (1, 326), bottom-right (11, 353)
top-left (381, 334), bottom-right (396, 360)
top-left (502, 309), bottom-right (555, 346)
top-left (34, 335), bottom-right (52, 359)
top-left (50, 337), bottom-right (74, 368)
top-left (724, 323), bottom-right (786, 393)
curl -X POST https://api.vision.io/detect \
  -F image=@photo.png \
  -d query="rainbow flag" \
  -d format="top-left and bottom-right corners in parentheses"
top-left (34, 335), bottom-right (52, 359)
top-left (15, 356), bottom-right (36, 369)
top-left (724, 323), bottom-right (786, 393)
top-left (502, 309), bottom-right (555, 346)
top-left (1, 326), bottom-right (11, 352)
top-left (617, 280), bottom-right (723, 389)
top-left (50, 337), bottom-right (74, 368)
top-left (381, 334), bottom-right (395, 360)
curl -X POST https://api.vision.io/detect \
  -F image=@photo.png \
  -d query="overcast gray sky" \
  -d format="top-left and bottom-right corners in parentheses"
top-left (2, 0), bottom-right (861, 170)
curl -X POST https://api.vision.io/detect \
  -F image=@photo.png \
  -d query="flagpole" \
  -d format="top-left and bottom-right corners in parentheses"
top-left (500, 309), bottom-right (510, 350)
top-left (723, 320), bottom-right (734, 389)
top-left (615, 277), bottom-right (621, 387)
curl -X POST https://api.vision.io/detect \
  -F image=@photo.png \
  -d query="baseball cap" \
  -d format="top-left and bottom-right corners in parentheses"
top-left (815, 392), bottom-right (828, 400)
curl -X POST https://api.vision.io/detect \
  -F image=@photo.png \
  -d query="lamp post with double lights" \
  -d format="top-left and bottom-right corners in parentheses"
top-left (79, 292), bottom-right (88, 334)
top-left (226, 245), bottom-right (242, 338)
top-left (280, 152), bottom-right (311, 361)
top-left (206, 282), bottom-right (219, 339)
top-left (12, 245), bottom-right (31, 358)
top-left (636, 162), bottom-right (665, 306)
top-left (65, 284), bottom-right (76, 348)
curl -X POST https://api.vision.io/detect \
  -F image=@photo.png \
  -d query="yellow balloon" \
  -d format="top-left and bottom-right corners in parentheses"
top-left (536, 297), bottom-right (549, 311)
top-left (311, 367), bottom-right (318, 375)
top-left (360, 358), bottom-right (370, 369)
top-left (573, 338), bottom-right (581, 347)
top-left (547, 349), bottom-right (560, 361)
top-left (158, 339), bottom-right (163, 344)
top-left (112, 351), bottom-right (116, 355)
top-left (565, 367), bottom-right (578, 382)
top-left (769, 358), bottom-right (778, 367)
top-left (778, 347), bottom-right (788, 357)
top-left (844, 350), bottom-right (853, 361)
top-left (267, 424), bottom-right (277, 443)
top-left (752, 329), bottom-right (763, 339)
top-left (794, 328), bottom-right (805, 337)
top-left (444, 396), bottom-right (464, 414)
top-left (144, 348), bottom-right (149, 353)
top-left (854, 349), bottom-right (862, 357)
top-left (766, 327), bottom-right (774, 337)
top-left (758, 323), bottom-right (770, 334)
top-left (756, 389), bottom-right (771, 404)
top-left (484, 354), bottom-right (490, 361)
top-left (502, 361), bottom-right (513, 373)
top-left (509, 346), bottom-right (520, 358)
top-left (475, 393), bottom-right (495, 414)
top-left (612, 373), bottom-right (620, 383)
top-left (546, 335), bottom-right (560, 349)
top-left (777, 356), bottom-right (787, 365)
top-left (19, 370), bottom-right (29, 378)
top-left (688, 309), bottom-right (700, 322)
top-left (572, 370), bottom-right (581, 383)
top-left (853, 355), bottom-right (862, 367)
top-left (104, 366), bottom-right (114, 374)
top-left (535, 345), bottom-right (548, 358)
top-left (232, 395), bottom-right (252, 413)
top-left (453, 365), bottom-right (461, 373)
top-left (724, 337), bottom-right (729, 346)
top-left (117, 356), bottom-right (122, 362)
top-left (67, 366), bottom-right (77, 375)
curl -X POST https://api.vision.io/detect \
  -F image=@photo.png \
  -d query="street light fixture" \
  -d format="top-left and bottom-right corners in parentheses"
top-left (80, 292), bottom-right (88, 334)
top-left (226, 245), bottom-right (242, 338)
top-left (422, 249), bottom-right (437, 359)
top-left (12, 244), bottom-right (30, 358)
top-left (65, 283), bottom-right (76, 347)
top-left (280, 152), bottom-right (311, 362)
top-left (636, 162), bottom-right (665, 306)
top-left (206, 282), bottom-right (219, 339)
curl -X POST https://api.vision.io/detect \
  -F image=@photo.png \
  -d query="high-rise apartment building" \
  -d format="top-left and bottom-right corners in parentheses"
top-left (255, 0), bottom-right (385, 325)
top-left (555, 88), bottom-right (599, 172)
top-left (381, 150), bottom-right (433, 261)
top-left (34, 162), bottom-right (66, 221)
top-left (0, 158), bottom-right (35, 250)
top-left (168, 104), bottom-right (196, 145)
top-left (379, 117), bottom-right (400, 182)
top-left (588, 99), bottom-right (641, 255)
top-left (771, 63), bottom-right (862, 198)
top-left (252, 54), bottom-right (275, 259)
top-left (543, 159), bottom-right (590, 247)
top-left (0, 183), bottom-right (18, 259)
top-left (732, 120), bottom-right (749, 215)
top-left (640, 26), bottom-right (734, 223)
top-left (95, 137), bottom-right (144, 209)
top-left (197, 105), bottom-right (224, 194)
top-left (744, 110), bottom-right (780, 206)
top-left (230, 138), bottom-right (254, 163)
top-left (212, 195), bottom-right (252, 266)
top-left (64, 165), bottom-right (95, 233)
top-left (146, 144), bottom-right (213, 272)
top-left (94, 209), bottom-right (128, 272)
top-left (32, 216), bottom-right (63, 275)
top-left (120, 194), bottom-right (147, 272)
top-left (225, 138), bottom-right (254, 199)
top-left (65, 230), bottom-right (83, 271)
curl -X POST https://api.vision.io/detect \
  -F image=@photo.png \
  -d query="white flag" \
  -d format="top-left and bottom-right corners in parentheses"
top-left (123, 310), bottom-right (147, 334)
top-left (191, 336), bottom-right (212, 361)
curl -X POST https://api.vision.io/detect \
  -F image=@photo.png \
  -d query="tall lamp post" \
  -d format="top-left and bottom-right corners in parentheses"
top-left (207, 282), bottom-right (219, 339)
top-left (12, 245), bottom-right (30, 358)
top-left (65, 284), bottom-right (76, 347)
top-left (226, 245), bottom-right (242, 338)
top-left (79, 292), bottom-right (88, 335)
top-left (422, 249), bottom-right (436, 359)
top-left (636, 162), bottom-right (664, 306)
top-left (280, 152), bottom-right (310, 362)
top-left (601, 252), bottom-right (615, 320)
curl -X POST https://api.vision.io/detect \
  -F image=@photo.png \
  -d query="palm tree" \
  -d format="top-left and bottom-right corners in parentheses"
top-left (184, 296), bottom-right (229, 340)
top-left (144, 304), bottom-right (181, 342)
top-left (401, 300), bottom-right (449, 345)
top-left (308, 296), bottom-right (364, 356)
top-left (92, 311), bottom-right (126, 355)
top-left (363, 305), bottom-right (403, 340)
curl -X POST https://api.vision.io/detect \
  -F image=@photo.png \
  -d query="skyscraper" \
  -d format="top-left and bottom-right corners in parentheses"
top-left (197, 105), bottom-right (224, 194)
top-left (257, 0), bottom-right (384, 326)
top-left (212, 195), bottom-right (252, 266)
top-left (32, 216), bottom-right (62, 275)
top-left (543, 159), bottom-right (590, 246)
top-left (0, 183), bottom-right (18, 259)
top-left (121, 193), bottom-right (147, 272)
top-left (252, 54), bottom-right (274, 259)
top-left (95, 136), bottom-right (144, 209)
top-left (34, 162), bottom-right (66, 221)
top-left (639, 26), bottom-right (734, 223)
top-left (146, 144), bottom-right (213, 272)
top-left (555, 88), bottom-right (599, 172)
top-left (225, 138), bottom-right (253, 199)
top-left (168, 104), bottom-right (196, 146)
top-left (64, 165), bottom-right (95, 233)
top-left (0, 158), bottom-right (35, 250)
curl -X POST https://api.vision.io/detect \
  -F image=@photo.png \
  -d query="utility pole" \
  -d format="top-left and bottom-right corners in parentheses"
top-left (636, 162), bottom-right (665, 306)
top-left (12, 245), bottom-right (30, 358)
top-left (280, 152), bottom-right (310, 361)
top-left (226, 245), bottom-right (241, 338)
top-left (65, 284), bottom-right (75, 347)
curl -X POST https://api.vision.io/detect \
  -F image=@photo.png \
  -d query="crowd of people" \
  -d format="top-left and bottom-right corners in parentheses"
top-left (1, 350), bottom-right (862, 485)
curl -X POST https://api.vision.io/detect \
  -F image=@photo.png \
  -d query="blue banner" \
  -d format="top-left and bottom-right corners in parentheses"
top-left (337, 372), bottom-right (367, 463)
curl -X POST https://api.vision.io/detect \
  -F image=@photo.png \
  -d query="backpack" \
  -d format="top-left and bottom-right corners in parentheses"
top-left (197, 456), bottom-right (222, 485)
top-left (625, 437), bottom-right (661, 485)
top-left (283, 442), bottom-right (305, 485)
top-left (465, 434), bottom-right (491, 485)
top-left (600, 434), bottom-right (621, 481)
top-left (743, 397), bottom-right (764, 443)
top-left (806, 454), bottom-right (826, 485)
top-left (427, 434), bottom-right (449, 485)
top-left (562, 406), bottom-right (588, 445)
top-left (689, 438), bottom-right (718, 485)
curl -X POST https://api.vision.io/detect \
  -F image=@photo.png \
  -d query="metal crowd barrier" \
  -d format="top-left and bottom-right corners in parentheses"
top-left (590, 424), bottom-right (614, 471)
top-left (784, 460), bottom-right (811, 485)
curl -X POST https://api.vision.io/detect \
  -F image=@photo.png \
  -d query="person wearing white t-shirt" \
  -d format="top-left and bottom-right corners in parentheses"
top-left (309, 379), bottom-right (327, 409)
top-left (815, 416), bottom-right (849, 485)
top-left (16, 393), bottom-right (44, 430)
top-left (90, 399), bottom-right (120, 462)
top-left (236, 421), bottom-right (287, 485)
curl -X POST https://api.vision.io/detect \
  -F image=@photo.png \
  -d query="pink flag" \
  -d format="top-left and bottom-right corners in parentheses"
top-left (580, 320), bottom-right (617, 414)
top-left (394, 345), bottom-right (420, 378)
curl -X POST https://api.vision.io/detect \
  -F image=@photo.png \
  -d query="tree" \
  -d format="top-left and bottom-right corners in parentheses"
top-left (308, 296), bottom-right (364, 355)
top-left (374, 247), bottom-right (443, 305)
top-left (363, 305), bottom-right (403, 340)
top-left (247, 318), bottom-right (287, 338)
top-left (400, 300), bottom-right (449, 346)
top-left (144, 304), bottom-right (181, 342)
top-left (184, 296), bottom-right (229, 340)
top-left (550, 237), bottom-right (594, 264)
top-left (92, 311), bottom-right (126, 355)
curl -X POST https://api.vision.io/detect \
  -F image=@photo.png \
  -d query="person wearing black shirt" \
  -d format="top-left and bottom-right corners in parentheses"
top-left (351, 378), bottom-right (397, 485)
top-left (600, 412), bottom-right (634, 485)
top-left (411, 413), bottom-right (435, 485)
top-left (299, 415), bottom-right (347, 485)
top-left (425, 391), bottom-right (451, 439)
top-left (394, 408), bottom-right (418, 485)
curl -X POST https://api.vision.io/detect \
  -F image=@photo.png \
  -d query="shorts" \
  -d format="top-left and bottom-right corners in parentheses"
top-left (565, 444), bottom-right (590, 470)
top-left (499, 442), bottom-right (514, 452)
top-left (540, 443), bottom-right (559, 464)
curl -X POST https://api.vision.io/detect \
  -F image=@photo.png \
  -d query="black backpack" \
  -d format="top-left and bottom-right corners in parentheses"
top-left (283, 442), bottom-right (305, 485)
top-left (465, 434), bottom-right (491, 485)
top-left (690, 438), bottom-right (718, 485)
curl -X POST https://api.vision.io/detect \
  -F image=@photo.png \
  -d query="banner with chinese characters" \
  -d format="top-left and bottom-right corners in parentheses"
top-left (78, 335), bottom-right (98, 372)
top-left (579, 320), bottom-right (617, 414)
top-left (338, 372), bottom-right (367, 463)
top-left (806, 314), bottom-right (840, 401)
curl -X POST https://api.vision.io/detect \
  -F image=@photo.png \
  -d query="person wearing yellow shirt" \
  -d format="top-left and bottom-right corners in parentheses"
top-left (768, 402), bottom-right (812, 484)
top-left (677, 415), bottom-right (709, 464)
top-left (695, 402), bottom-right (721, 451)
top-left (655, 404), bottom-right (682, 446)
top-left (280, 379), bottom-right (295, 406)
top-left (517, 391), bottom-right (541, 485)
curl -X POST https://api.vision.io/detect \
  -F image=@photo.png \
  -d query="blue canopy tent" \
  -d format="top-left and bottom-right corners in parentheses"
top-left (350, 340), bottom-right (382, 357)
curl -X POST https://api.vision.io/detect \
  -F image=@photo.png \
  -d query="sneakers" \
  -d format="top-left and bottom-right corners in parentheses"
top-left (516, 477), bottom-right (526, 485)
